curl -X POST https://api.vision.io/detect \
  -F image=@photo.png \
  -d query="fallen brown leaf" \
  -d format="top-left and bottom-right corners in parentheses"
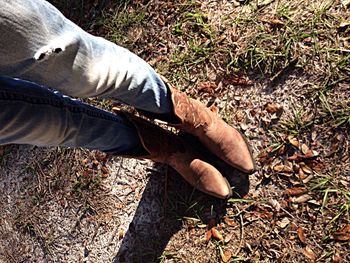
top-left (82, 169), bottom-right (92, 177)
top-left (288, 153), bottom-right (301, 160)
top-left (101, 166), bottom-right (109, 174)
top-left (340, 224), bottom-right (350, 232)
top-left (223, 217), bottom-right (236, 226)
top-left (266, 102), bottom-right (282, 114)
top-left (307, 161), bottom-right (325, 172)
top-left (206, 229), bottom-right (212, 241)
top-left (297, 227), bottom-right (307, 244)
top-left (292, 194), bottom-right (312, 203)
top-left (270, 19), bottom-right (285, 26)
top-left (211, 227), bottom-right (224, 241)
top-left (300, 163), bottom-right (313, 174)
top-left (333, 254), bottom-right (342, 263)
top-left (197, 82), bottom-right (217, 93)
top-left (304, 150), bottom-right (316, 158)
top-left (303, 246), bottom-right (317, 260)
top-left (278, 217), bottom-right (290, 228)
top-left (273, 164), bottom-right (293, 173)
top-left (95, 151), bottom-right (107, 162)
top-left (221, 250), bottom-right (232, 263)
top-left (333, 224), bottom-right (350, 241)
top-left (225, 76), bottom-right (253, 86)
top-left (289, 137), bottom-right (300, 147)
top-left (333, 232), bottom-right (350, 241)
top-left (286, 187), bottom-right (308, 196)
top-left (301, 144), bottom-right (310, 155)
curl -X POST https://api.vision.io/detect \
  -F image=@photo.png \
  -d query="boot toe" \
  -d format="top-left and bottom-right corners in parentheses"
top-left (225, 128), bottom-right (256, 174)
top-left (192, 159), bottom-right (233, 199)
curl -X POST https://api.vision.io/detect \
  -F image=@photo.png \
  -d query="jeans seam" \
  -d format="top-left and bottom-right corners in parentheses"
top-left (0, 91), bottom-right (124, 124)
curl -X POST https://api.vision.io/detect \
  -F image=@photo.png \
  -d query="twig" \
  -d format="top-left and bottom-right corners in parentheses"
top-left (235, 213), bottom-right (245, 256)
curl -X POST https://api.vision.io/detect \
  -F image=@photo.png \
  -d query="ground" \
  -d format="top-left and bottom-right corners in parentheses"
top-left (0, 0), bottom-right (349, 262)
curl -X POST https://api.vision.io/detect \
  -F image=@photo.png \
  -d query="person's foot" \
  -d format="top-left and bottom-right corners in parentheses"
top-left (123, 113), bottom-right (233, 199)
top-left (164, 80), bottom-right (255, 174)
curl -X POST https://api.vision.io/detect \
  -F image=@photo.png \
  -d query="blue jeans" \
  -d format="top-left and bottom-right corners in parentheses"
top-left (0, 0), bottom-right (172, 154)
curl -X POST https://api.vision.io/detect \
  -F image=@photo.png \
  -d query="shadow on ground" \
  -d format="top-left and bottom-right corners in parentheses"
top-left (114, 139), bottom-right (250, 262)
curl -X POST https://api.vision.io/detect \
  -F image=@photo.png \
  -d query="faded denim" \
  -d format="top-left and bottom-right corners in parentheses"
top-left (0, 0), bottom-right (172, 153)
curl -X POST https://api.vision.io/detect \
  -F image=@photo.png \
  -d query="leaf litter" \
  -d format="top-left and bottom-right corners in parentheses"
top-left (0, 0), bottom-right (350, 262)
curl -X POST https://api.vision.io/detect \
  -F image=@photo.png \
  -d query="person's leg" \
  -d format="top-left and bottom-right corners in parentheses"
top-left (0, 0), bottom-right (172, 115)
top-left (0, 76), bottom-right (232, 199)
top-left (0, 76), bottom-right (144, 155)
top-left (0, 0), bottom-right (254, 173)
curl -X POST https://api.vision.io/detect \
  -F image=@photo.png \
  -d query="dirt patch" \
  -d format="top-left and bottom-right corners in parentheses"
top-left (1, 0), bottom-right (349, 262)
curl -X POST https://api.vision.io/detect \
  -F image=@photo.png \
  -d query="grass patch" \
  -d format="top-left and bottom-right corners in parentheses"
top-left (98, 2), bottom-right (147, 48)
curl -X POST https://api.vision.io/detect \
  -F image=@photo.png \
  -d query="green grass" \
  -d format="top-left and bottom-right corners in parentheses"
top-left (229, 1), bottom-right (342, 76)
top-left (310, 175), bottom-right (350, 227)
top-left (99, 3), bottom-right (146, 48)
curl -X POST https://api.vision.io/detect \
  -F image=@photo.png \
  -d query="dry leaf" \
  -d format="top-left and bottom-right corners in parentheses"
top-left (297, 227), bottom-right (307, 244)
top-left (197, 82), bottom-right (217, 93)
top-left (95, 151), bottom-right (107, 162)
top-left (288, 153), bottom-right (301, 160)
top-left (270, 19), bottom-right (285, 26)
top-left (300, 163), bottom-right (312, 174)
top-left (278, 217), bottom-right (290, 228)
top-left (333, 254), bottom-right (342, 263)
top-left (303, 246), bottom-right (316, 260)
top-left (289, 137), bottom-right (300, 147)
top-left (304, 150), bottom-right (316, 158)
top-left (278, 145), bottom-right (287, 155)
top-left (308, 161), bottom-right (325, 172)
top-left (286, 187), bottom-right (308, 196)
top-left (299, 169), bottom-right (308, 181)
top-left (269, 199), bottom-right (281, 212)
top-left (101, 166), bottom-right (109, 175)
top-left (224, 233), bottom-right (233, 243)
top-left (273, 164), bottom-right (293, 173)
top-left (82, 169), bottom-right (92, 177)
top-left (234, 110), bottom-right (246, 122)
top-left (340, 224), bottom-right (350, 232)
top-left (221, 250), bottom-right (232, 263)
top-left (301, 144), bottom-right (310, 155)
top-left (225, 76), bottom-right (253, 86)
top-left (212, 227), bottom-right (224, 241)
top-left (292, 194), bottom-right (312, 203)
top-left (333, 224), bottom-right (350, 241)
top-left (206, 229), bottom-right (212, 241)
top-left (333, 232), bottom-right (350, 241)
top-left (223, 217), bottom-right (236, 226)
top-left (266, 102), bottom-right (282, 114)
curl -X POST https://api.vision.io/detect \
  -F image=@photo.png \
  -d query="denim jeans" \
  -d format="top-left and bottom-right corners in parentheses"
top-left (0, 76), bottom-right (145, 154)
top-left (0, 0), bottom-right (172, 153)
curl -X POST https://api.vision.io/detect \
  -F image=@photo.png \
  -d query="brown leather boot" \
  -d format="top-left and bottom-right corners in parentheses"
top-left (124, 113), bottom-right (232, 199)
top-left (163, 79), bottom-right (255, 174)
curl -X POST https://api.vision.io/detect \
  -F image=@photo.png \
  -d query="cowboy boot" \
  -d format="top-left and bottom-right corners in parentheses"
top-left (123, 113), bottom-right (232, 199)
top-left (162, 78), bottom-right (255, 174)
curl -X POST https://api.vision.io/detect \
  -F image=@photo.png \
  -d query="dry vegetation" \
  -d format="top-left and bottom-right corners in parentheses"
top-left (1, 0), bottom-right (349, 262)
